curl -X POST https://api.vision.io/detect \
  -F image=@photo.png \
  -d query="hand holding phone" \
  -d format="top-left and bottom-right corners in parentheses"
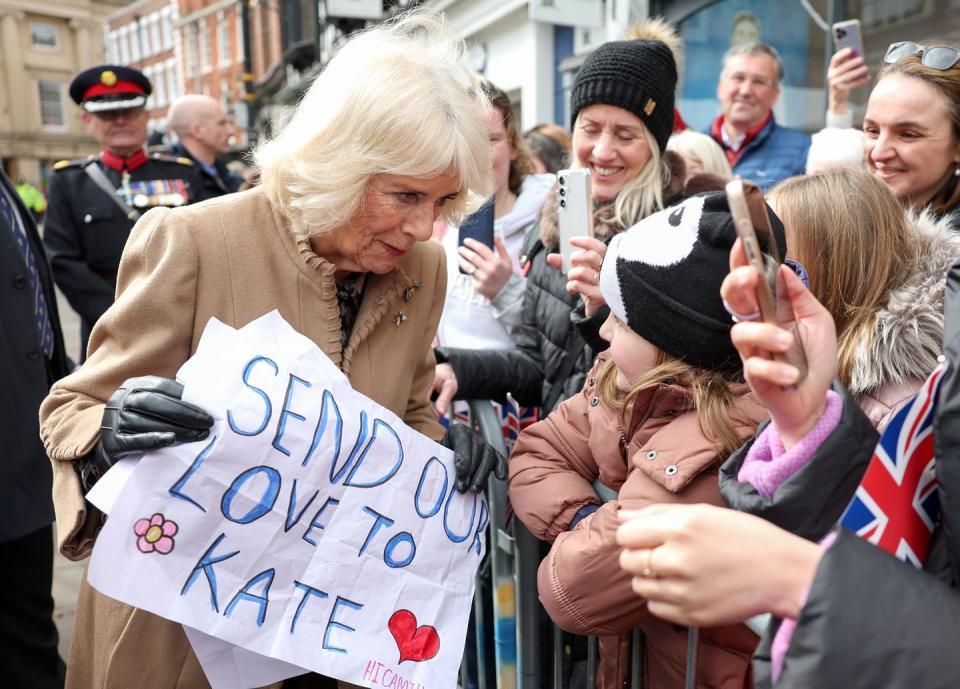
top-left (723, 249), bottom-right (839, 446)
top-left (457, 197), bottom-right (495, 274)
top-left (725, 179), bottom-right (808, 384)
top-left (831, 19), bottom-right (863, 58)
top-left (557, 168), bottom-right (593, 274)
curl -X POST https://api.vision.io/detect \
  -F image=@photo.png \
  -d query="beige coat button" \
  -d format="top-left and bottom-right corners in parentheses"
top-left (83, 213), bottom-right (92, 224)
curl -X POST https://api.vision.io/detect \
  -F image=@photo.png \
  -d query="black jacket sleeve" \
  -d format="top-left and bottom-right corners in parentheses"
top-left (42, 171), bottom-right (115, 325)
top-left (719, 381), bottom-right (879, 542)
top-left (435, 319), bottom-right (545, 407)
top-left (773, 529), bottom-right (960, 689)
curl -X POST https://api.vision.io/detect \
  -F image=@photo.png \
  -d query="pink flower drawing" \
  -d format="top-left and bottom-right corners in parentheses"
top-left (133, 513), bottom-right (178, 554)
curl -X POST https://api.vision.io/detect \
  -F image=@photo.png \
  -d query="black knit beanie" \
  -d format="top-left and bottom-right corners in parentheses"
top-left (598, 191), bottom-right (786, 372)
top-left (570, 39), bottom-right (677, 153)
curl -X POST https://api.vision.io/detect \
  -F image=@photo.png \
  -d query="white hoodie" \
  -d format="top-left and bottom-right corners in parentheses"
top-left (437, 173), bottom-right (554, 350)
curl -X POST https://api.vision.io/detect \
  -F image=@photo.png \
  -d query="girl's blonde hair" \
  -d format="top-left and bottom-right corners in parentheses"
top-left (255, 12), bottom-right (493, 240)
top-left (597, 347), bottom-right (748, 459)
top-left (667, 130), bottom-right (734, 180)
top-left (572, 118), bottom-right (671, 228)
top-left (768, 168), bottom-right (922, 386)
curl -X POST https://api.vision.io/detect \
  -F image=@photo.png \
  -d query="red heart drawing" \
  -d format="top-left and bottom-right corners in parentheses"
top-left (388, 609), bottom-right (441, 663)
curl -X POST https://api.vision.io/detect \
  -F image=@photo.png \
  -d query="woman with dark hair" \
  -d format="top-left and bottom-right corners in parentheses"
top-left (436, 79), bottom-right (554, 350)
top-left (524, 123), bottom-right (571, 174)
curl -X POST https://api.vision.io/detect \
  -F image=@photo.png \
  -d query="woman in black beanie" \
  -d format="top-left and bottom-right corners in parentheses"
top-left (433, 19), bottom-right (687, 416)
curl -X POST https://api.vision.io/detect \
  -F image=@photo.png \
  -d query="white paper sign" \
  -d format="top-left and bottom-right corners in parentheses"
top-left (88, 311), bottom-right (487, 689)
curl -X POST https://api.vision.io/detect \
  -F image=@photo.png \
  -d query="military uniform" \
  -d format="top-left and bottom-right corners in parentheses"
top-left (44, 64), bottom-right (207, 358)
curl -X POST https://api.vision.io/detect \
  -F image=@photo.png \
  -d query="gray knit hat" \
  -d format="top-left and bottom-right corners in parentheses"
top-left (570, 39), bottom-right (677, 153)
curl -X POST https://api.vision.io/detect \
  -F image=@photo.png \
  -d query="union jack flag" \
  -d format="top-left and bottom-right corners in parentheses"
top-left (840, 363), bottom-right (947, 568)
top-left (440, 394), bottom-right (538, 454)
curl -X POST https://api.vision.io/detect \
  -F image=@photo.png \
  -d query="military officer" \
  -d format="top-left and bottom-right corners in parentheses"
top-left (44, 65), bottom-right (209, 359)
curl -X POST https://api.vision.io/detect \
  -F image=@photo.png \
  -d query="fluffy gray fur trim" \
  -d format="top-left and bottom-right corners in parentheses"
top-left (848, 209), bottom-right (960, 396)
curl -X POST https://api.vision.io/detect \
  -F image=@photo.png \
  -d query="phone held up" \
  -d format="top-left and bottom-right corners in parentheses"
top-left (557, 168), bottom-right (593, 274)
top-left (725, 178), bottom-right (808, 384)
top-left (457, 196), bottom-right (496, 274)
top-left (831, 19), bottom-right (863, 58)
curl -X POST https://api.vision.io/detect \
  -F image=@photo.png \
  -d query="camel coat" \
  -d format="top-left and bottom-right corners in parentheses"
top-left (39, 186), bottom-right (447, 689)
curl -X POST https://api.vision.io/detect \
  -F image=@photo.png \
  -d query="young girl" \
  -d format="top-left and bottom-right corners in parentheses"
top-left (508, 192), bottom-right (776, 689)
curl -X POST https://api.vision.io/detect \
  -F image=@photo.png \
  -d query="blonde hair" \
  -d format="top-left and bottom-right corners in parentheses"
top-left (876, 49), bottom-right (960, 216)
top-left (597, 348), bottom-right (749, 459)
top-left (255, 12), bottom-right (493, 240)
top-left (573, 118), bottom-right (671, 228)
top-left (768, 169), bottom-right (922, 386)
top-left (667, 130), bottom-right (733, 179)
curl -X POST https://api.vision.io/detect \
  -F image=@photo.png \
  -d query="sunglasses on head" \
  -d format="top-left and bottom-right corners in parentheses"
top-left (884, 41), bottom-right (960, 70)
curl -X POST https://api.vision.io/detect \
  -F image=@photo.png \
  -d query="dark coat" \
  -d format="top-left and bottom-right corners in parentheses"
top-left (0, 170), bottom-right (70, 542)
top-left (719, 259), bottom-right (960, 688)
top-left (171, 143), bottom-right (244, 198)
top-left (43, 153), bottom-right (205, 357)
top-left (711, 116), bottom-right (810, 192)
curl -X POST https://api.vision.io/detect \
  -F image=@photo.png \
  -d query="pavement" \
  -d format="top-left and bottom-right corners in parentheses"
top-left (51, 288), bottom-right (84, 662)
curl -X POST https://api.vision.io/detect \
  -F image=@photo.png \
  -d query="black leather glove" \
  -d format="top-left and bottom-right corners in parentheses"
top-left (442, 422), bottom-right (507, 493)
top-left (78, 376), bottom-right (214, 491)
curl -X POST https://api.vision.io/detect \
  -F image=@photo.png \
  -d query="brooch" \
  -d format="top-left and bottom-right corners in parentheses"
top-left (393, 311), bottom-right (407, 327)
top-left (403, 280), bottom-right (423, 304)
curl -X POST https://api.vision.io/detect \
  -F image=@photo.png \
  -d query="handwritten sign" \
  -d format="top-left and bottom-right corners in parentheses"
top-left (88, 311), bottom-right (486, 689)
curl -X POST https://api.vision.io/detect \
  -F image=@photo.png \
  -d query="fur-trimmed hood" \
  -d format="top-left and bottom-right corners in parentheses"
top-left (848, 209), bottom-right (960, 397)
top-left (537, 150), bottom-right (686, 250)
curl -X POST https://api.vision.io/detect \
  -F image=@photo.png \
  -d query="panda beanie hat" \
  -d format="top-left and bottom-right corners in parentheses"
top-left (599, 192), bottom-right (787, 372)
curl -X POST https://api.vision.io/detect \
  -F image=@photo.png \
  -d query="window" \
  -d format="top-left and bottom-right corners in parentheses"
top-left (235, 11), bottom-right (244, 62)
top-left (218, 11), bottom-right (232, 65)
top-left (860, 0), bottom-right (931, 27)
top-left (139, 18), bottom-right (151, 57)
top-left (38, 80), bottom-right (65, 129)
top-left (130, 24), bottom-right (141, 61)
top-left (166, 59), bottom-right (179, 101)
top-left (185, 23), bottom-right (197, 76)
top-left (200, 21), bottom-right (212, 72)
top-left (154, 65), bottom-right (167, 106)
top-left (117, 27), bottom-right (127, 63)
top-left (150, 13), bottom-right (161, 55)
top-left (30, 22), bottom-right (59, 50)
top-left (161, 9), bottom-right (174, 50)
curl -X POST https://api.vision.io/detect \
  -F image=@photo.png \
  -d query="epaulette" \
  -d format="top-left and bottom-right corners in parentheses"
top-left (52, 157), bottom-right (91, 171)
top-left (150, 152), bottom-right (195, 167)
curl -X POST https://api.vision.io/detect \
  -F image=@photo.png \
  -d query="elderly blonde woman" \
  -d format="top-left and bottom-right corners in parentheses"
top-left (39, 14), bottom-right (503, 689)
top-left (667, 129), bottom-right (733, 182)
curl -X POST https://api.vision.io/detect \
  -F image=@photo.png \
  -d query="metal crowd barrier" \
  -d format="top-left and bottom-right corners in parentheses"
top-left (457, 400), bottom-right (707, 689)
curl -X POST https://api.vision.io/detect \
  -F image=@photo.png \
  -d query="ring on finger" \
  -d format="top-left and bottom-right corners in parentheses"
top-left (641, 549), bottom-right (657, 579)
top-left (722, 299), bottom-right (761, 323)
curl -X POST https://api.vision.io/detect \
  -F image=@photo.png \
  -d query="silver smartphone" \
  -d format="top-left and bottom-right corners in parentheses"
top-left (832, 19), bottom-right (863, 58)
top-left (726, 178), bottom-right (808, 384)
top-left (556, 168), bottom-right (592, 274)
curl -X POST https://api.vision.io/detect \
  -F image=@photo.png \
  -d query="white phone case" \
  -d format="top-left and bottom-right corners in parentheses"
top-left (832, 19), bottom-right (863, 57)
top-left (556, 168), bottom-right (592, 274)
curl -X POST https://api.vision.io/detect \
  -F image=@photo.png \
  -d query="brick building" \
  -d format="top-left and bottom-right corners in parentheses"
top-left (104, 0), bottom-right (180, 134)
top-left (0, 0), bottom-right (125, 187)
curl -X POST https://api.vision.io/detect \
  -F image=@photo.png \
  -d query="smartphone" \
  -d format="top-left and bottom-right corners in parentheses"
top-left (457, 196), bottom-right (495, 274)
top-left (557, 168), bottom-right (593, 274)
top-left (725, 178), bottom-right (808, 383)
top-left (832, 19), bottom-right (863, 58)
